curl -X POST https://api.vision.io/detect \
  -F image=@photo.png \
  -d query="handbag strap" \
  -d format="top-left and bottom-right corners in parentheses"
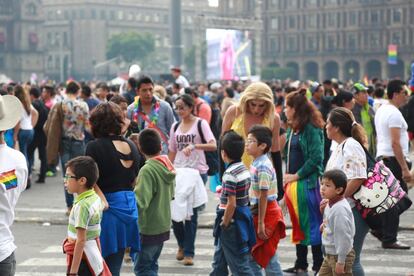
top-left (286, 129), bottom-right (294, 174)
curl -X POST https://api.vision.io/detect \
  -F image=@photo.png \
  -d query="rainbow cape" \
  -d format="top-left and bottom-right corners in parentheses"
top-left (284, 179), bottom-right (322, 246)
top-left (0, 170), bottom-right (18, 190)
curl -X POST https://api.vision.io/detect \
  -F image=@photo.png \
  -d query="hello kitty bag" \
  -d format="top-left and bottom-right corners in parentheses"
top-left (352, 146), bottom-right (412, 229)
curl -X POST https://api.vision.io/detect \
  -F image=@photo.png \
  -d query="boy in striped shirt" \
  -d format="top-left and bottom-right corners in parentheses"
top-left (63, 156), bottom-right (108, 276)
top-left (211, 130), bottom-right (255, 275)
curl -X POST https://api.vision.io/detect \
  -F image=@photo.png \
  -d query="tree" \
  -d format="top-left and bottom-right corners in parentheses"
top-left (106, 32), bottom-right (155, 64)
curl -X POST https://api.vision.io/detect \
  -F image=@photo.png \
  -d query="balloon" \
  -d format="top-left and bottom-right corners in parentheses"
top-left (128, 64), bottom-right (141, 79)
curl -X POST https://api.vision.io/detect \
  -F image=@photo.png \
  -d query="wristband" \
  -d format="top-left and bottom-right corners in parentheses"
top-left (188, 144), bottom-right (195, 151)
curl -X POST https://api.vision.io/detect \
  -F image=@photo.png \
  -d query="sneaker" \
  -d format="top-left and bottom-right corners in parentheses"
top-left (283, 267), bottom-right (297, 274)
top-left (183, 256), bottom-right (193, 266)
top-left (176, 248), bottom-right (184, 261)
top-left (35, 178), bottom-right (45, 184)
top-left (46, 171), bottom-right (55, 177)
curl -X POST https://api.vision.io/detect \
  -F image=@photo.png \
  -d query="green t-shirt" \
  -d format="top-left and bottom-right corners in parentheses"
top-left (67, 189), bottom-right (103, 240)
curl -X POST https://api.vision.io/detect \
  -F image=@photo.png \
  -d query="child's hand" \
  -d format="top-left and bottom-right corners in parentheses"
top-left (320, 199), bottom-right (329, 213)
top-left (283, 174), bottom-right (298, 184)
top-left (319, 221), bottom-right (325, 233)
top-left (258, 222), bottom-right (269, 240)
top-left (335, 262), bottom-right (345, 274)
top-left (103, 199), bottom-right (109, 211)
top-left (182, 145), bottom-right (194, 156)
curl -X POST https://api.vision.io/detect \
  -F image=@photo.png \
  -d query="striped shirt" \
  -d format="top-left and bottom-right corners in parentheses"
top-left (68, 189), bottom-right (104, 240)
top-left (249, 154), bottom-right (278, 205)
top-left (219, 161), bottom-right (251, 209)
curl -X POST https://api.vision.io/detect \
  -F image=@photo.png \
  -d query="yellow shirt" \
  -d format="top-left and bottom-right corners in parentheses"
top-left (231, 114), bottom-right (272, 168)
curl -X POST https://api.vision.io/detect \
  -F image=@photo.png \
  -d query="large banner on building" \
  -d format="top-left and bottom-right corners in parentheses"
top-left (206, 29), bottom-right (252, 81)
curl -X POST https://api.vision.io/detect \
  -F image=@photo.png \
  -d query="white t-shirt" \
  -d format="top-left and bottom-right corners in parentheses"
top-left (326, 138), bottom-right (367, 207)
top-left (0, 143), bottom-right (28, 262)
top-left (373, 98), bottom-right (388, 112)
top-left (19, 106), bottom-right (34, 130)
top-left (374, 104), bottom-right (409, 158)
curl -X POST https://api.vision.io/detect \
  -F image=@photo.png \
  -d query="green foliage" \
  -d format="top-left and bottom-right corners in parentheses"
top-left (261, 66), bottom-right (295, 80)
top-left (106, 32), bottom-right (155, 63)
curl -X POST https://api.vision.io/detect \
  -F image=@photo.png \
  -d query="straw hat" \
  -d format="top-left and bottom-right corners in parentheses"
top-left (0, 95), bottom-right (24, 131)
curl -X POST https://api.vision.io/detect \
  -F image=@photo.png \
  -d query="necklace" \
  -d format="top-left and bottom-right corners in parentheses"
top-left (133, 96), bottom-right (161, 130)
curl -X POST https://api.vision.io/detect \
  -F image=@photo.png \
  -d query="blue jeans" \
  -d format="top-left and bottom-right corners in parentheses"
top-left (105, 250), bottom-right (124, 276)
top-left (249, 252), bottom-right (283, 276)
top-left (60, 138), bottom-right (85, 207)
top-left (172, 207), bottom-right (198, 257)
top-left (18, 129), bottom-right (34, 170)
top-left (210, 223), bottom-right (254, 276)
top-left (0, 252), bottom-right (16, 276)
top-left (134, 243), bottom-right (164, 276)
top-left (352, 207), bottom-right (369, 276)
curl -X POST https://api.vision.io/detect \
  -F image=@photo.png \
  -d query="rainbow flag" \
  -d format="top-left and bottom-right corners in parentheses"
top-left (284, 179), bottom-right (322, 245)
top-left (388, 44), bottom-right (398, 65)
top-left (0, 170), bottom-right (18, 190)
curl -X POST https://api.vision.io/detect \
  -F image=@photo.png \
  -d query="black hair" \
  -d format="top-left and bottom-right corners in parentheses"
top-left (128, 77), bottom-right (137, 89)
top-left (367, 85), bottom-right (374, 95)
top-left (374, 87), bottom-right (385, 99)
top-left (29, 87), bottom-right (41, 98)
top-left (225, 87), bottom-right (235, 98)
top-left (66, 82), bottom-right (80, 95)
top-left (97, 82), bottom-right (109, 91)
top-left (109, 94), bottom-right (128, 105)
top-left (323, 80), bottom-right (332, 85)
top-left (221, 130), bottom-right (245, 161)
top-left (138, 128), bottom-right (162, 156)
top-left (81, 85), bottom-right (92, 97)
top-left (136, 75), bottom-right (154, 90)
top-left (322, 169), bottom-right (348, 195)
top-left (42, 85), bottom-right (55, 96)
top-left (184, 87), bottom-right (199, 98)
top-left (0, 90), bottom-right (7, 96)
top-left (248, 125), bottom-right (272, 153)
top-left (332, 91), bottom-right (353, 107)
top-left (175, 93), bottom-right (194, 108)
top-left (65, 156), bottom-right (99, 189)
top-left (387, 79), bottom-right (406, 100)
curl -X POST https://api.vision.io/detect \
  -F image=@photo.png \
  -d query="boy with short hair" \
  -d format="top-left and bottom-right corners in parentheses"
top-left (245, 125), bottom-right (286, 275)
top-left (319, 169), bottom-right (355, 276)
top-left (63, 156), bottom-right (108, 276)
top-left (134, 128), bottom-right (175, 275)
top-left (210, 130), bottom-right (255, 275)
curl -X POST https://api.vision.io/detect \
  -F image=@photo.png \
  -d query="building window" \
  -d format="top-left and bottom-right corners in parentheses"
top-left (270, 38), bottom-right (279, 52)
top-left (91, 9), bottom-right (96, 19)
top-left (307, 14), bottom-right (317, 29)
top-left (136, 13), bottom-right (142, 21)
top-left (327, 13), bottom-right (336, 28)
top-left (271, 0), bottom-right (279, 7)
top-left (100, 10), bottom-right (106, 20)
top-left (286, 36), bottom-right (298, 52)
top-left (370, 32), bottom-right (380, 48)
top-left (127, 12), bottom-right (134, 21)
top-left (47, 56), bottom-right (53, 70)
top-left (349, 11), bottom-right (357, 26)
top-left (307, 36), bottom-right (318, 52)
top-left (392, 8), bottom-right (402, 24)
top-left (326, 34), bottom-right (337, 50)
top-left (118, 10), bottom-right (124, 20)
top-left (287, 0), bottom-right (297, 9)
top-left (63, 32), bottom-right (68, 47)
top-left (347, 33), bottom-right (357, 50)
top-left (271, 18), bottom-right (279, 29)
top-left (371, 10), bottom-right (379, 24)
top-left (79, 9), bottom-right (85, 19)
top-left (391, 31), bottom-right (401, 45)
top-left (326, 0), bottom-right (337, 5)
top-left (288, 16), bottom-right (296, 29)
top-left (110, 10), bottom-right (115, 20)
top-left (305, 0), bottom-right (317, 7)
top-left (26, 3), bottom-right (37, 16)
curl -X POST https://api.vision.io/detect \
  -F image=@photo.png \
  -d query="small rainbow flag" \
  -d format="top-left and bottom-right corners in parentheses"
top-left (0, 170), bottom-right (18, 190)
top-left (388, 44), bottom-right (398, 65)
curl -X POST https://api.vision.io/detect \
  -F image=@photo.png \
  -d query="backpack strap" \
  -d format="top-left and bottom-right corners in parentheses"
top-left (173, 121), bottom-right (181, 132)
top-left (197, 119), bottom-right (207, 143)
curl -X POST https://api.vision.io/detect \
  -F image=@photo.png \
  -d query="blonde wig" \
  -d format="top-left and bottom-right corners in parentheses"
top-left (238, 82), bottom-right (275, 126)
top-left (153, 85), bottom-right (167, 100)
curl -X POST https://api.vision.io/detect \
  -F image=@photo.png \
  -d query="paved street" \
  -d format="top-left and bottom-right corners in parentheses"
top-left (12, 166), bottom-right (414, 275)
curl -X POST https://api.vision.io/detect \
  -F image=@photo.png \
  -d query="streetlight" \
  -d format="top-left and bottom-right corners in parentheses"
top-left (56, 10), bottom-right (64, 82)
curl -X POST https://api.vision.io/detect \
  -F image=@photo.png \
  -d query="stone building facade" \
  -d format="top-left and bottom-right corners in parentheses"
top-left (0, 0), bottom-right (44, 82)
top-left (262, 0), bottom-right (414, 81)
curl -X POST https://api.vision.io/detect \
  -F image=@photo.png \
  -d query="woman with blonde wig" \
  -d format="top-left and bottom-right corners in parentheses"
top-left (221, 81), bottom-right (284, 200)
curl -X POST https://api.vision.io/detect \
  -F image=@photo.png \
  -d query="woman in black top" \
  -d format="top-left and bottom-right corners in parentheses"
top-left (86, 102), bottom-right (140, 276)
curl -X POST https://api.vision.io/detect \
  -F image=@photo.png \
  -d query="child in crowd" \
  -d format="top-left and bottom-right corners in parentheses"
top-left (63, 156), bottom-right (109, 276)
top-left (134, 129), bottom-right (176, 275)
top-left (245, 125), bottom-right (286, 275)
top-left (319, 169), bottom-right (355, 276)
top-left (210, 130), bottom-right (256, 275)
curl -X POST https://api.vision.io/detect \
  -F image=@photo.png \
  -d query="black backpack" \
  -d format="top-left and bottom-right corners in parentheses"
top-left (173, 119), bottom-right (219, 176)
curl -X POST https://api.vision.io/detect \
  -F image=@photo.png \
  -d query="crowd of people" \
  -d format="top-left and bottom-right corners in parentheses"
top-left (1, 65), bottom-right (414, 276)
